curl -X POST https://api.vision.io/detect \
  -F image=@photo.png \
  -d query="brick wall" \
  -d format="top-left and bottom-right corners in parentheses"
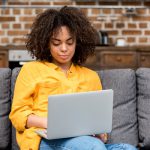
top-left (1, 0), bottom-right (150, 46)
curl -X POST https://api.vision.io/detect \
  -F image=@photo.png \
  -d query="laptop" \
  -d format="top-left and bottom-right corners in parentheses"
top-left (35, 89), bottom-right (113, 140)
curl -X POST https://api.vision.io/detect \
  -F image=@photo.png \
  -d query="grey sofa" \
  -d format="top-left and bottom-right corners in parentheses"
top-left (0, 67), bottom-right (150, 150)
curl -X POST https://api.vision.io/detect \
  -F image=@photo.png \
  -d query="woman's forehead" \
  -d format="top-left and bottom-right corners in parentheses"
top-left (52, 26), bottom-right (75, 38)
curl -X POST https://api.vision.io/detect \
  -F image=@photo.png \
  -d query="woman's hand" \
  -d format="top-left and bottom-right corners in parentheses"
top-left (93, 133), bottom-right (108, 143)
top-left (26, 114), bottom-right (47, 129)
top-left (41, 117), bottom-right (47, 129)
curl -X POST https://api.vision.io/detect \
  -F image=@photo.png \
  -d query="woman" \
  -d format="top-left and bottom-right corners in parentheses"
top-left (9, 6), bottom-right (137, 150)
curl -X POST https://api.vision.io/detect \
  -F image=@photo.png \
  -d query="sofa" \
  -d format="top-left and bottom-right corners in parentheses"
top-left (0, 67), bottom-right (150, 150)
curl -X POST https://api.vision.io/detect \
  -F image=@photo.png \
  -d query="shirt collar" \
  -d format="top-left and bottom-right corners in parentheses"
top-left (44, 62), bottom-right (59, 70)
top-left (44, 62), bottom-right (76, 74)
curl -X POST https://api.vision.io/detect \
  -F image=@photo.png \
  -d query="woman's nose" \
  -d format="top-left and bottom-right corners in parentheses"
top-left (61, 43), bottom-right (67, 52)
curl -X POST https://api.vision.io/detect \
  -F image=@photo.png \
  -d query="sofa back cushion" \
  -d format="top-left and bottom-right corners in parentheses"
top-left (0, 68), bottom-right (11, 149)
top-left (136, 68), bottom-right (150, 148)
top-left (98, 69), bottom-right (138, 146)
top-left (11, 68), bottom-right (21, 150)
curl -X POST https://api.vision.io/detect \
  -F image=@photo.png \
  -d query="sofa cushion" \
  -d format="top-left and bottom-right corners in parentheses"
top-left (136, 68), bottom-right (150, 148)
top-left (0, 68), bottom-right (11, 149)
top-left (10, 68), bottom-right (138, 148)
top-left (11, 68), bottom-right (21, 150)
top-left (98, 69), bottom-right (138, 146)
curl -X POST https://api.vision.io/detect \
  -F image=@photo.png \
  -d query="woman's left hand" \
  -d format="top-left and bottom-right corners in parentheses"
top-left (93, 133), bottom-right (108, 143)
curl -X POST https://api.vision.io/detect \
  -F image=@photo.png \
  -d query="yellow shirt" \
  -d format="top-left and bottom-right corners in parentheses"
top-left (9, 61), bottom-right (102, 150)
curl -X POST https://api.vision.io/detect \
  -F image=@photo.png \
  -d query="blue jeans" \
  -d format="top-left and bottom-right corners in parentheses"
top-left (39, 136), bottom-right (137, 150)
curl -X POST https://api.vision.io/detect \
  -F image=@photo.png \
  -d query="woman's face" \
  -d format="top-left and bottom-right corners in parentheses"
top-left (49, 26), bottom-right (76, 68)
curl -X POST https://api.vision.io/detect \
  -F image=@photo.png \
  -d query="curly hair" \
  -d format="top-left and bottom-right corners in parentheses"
top-left (26, 6), bottom-right (97, 65)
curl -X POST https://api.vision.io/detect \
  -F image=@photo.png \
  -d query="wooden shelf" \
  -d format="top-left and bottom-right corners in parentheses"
top-left (0, 49), bottom-right (8, 68)
top-left (84, 46), bottom-right (150, 70)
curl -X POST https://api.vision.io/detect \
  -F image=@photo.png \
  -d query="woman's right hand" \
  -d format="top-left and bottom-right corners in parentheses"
top-left (26, 114), bottom-right (47, 129)
top-left (42, 117), bottom-right (47, 129)
top-left (93, 133), bottom-right (108, 143)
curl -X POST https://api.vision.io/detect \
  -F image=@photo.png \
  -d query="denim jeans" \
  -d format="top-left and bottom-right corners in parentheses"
top-left (39, 136), bottom-right (137, 150)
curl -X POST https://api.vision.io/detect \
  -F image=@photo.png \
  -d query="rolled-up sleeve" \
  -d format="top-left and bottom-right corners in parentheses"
top-left (9, 65), bottom-right (35, 132)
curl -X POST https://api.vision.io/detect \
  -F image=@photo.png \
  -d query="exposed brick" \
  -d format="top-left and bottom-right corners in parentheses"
top-left (122, 30), bottom-right (141, 35)
top-left (0, 31), bottom-right (5, 35)
top-left (13, 38), bottom-right (27, 44)
top-left (99, 2), bottom-right (118, 5)
top-left (8, 30), bottom-right (29, 36)
top-left (53, 1), bottom-right (73, 5)
top-left (93, 23), bottom-right (102, 30)
top-left (0, 17), bottom-right (15, 22)
top-left (81, 8), bottom-right (88, 15)
top-left (139, 23), bottom-right (147, 28)
top-left (76, 2), bottom-right (95, 5)
top-left (119, 16), bottom-right (130, 22)
top-left (107, 30), bottom-right (118, 35)
top-left (102, 9), bottom-right (111, 14)
top-left (19, 17), bottom-right (35, 22)
top-left (1, 38), bottom-right (9, 43)
top-left (13, 9), bottom-right (21, 15)
top-left (145, 31), bottom-right (150, 35)
top-left (1, 9), bottom-right (10, 15)
top-left (105, 23), bottom-right (113, 28)
top-left (8, 2), bottom-right (29, 5)
top-left (116, 23), bottom-right (125, 28)
top-left (128, 23), bottom-right (137, 29)
top-left (2, 24), bottom-right (9, 29)
top-left (13, 24), bottom-right (21, 29)
top-left (136, 9), bottom-right (147, 15)
top-left (24, 24), bottom-right (32, 29)
top-left (31, 2), bottom-right (50, 5)
top-left (0, 1), bottom-right (150, 46)
top-left (127, 37), bottom-right (136, 43)
top-left (139, 37), bottom-right (148, 43)
top-left (122, 2), bottom-right (141, 5)
top-left (88, 16), bottom-right (97, 21)
top-left (133, 16), bottom-right (150, 21)
top-left (114, 9), bottom-right (122, 14)
top-left (92, 9), bottom-right (100, 15)
top-left (35, 9), bottom-right (44, 15)
top-left (24, 9), bottom-right (33, 15)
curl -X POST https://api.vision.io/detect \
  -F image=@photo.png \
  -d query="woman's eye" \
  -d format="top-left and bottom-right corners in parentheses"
top-left (67, 42), bottom-right (73, 45)
top-left (67, 40), bottom-right (74, 45)
top-left (52, 43), bottom-right (60, 46)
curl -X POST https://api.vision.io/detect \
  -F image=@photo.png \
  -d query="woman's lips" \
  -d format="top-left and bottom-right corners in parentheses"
top-left (59, 55), bottom-right (69, 59)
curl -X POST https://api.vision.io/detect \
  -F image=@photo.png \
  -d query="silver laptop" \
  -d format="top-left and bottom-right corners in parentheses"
top-left (35, 89), bottom-right (113, 140)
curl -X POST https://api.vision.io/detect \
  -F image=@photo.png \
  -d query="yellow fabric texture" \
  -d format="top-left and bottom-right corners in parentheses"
top-left (9, 61), bottom-right (102, 150)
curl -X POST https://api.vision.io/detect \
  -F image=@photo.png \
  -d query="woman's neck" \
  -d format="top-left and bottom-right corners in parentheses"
top-left (52, 61), bottom-right (72, 75)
